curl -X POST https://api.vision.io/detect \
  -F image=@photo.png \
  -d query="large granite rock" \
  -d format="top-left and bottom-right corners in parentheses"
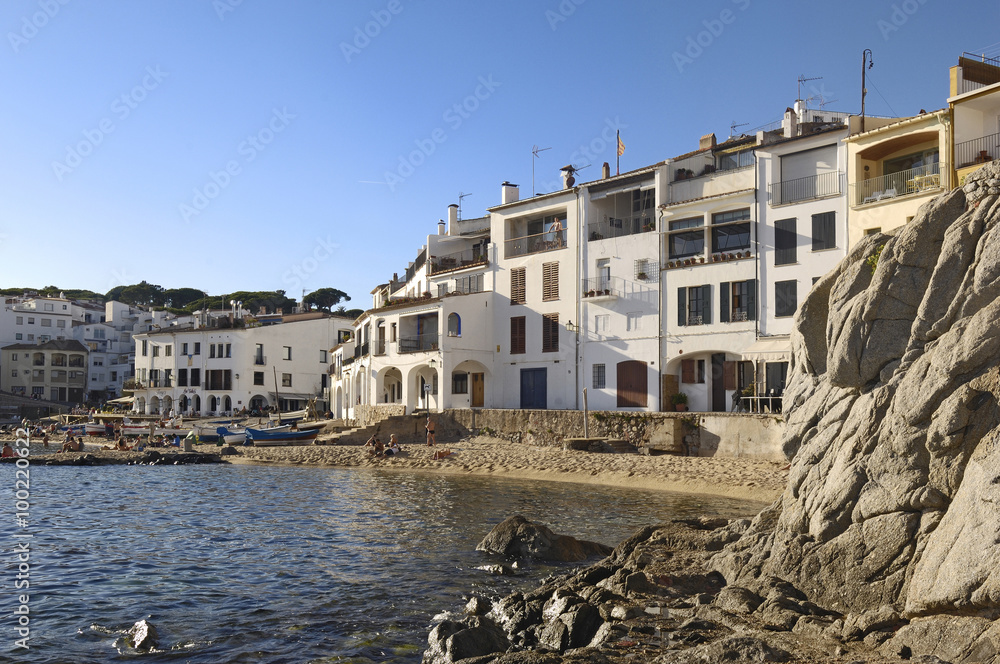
top-left (477, 515), bottom-right (612, 562)
top-left (714, 162), bottom-right (1000, 660)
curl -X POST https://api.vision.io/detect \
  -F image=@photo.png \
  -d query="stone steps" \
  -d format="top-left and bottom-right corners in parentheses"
top-left (606, 438), bottom-right (639, 454)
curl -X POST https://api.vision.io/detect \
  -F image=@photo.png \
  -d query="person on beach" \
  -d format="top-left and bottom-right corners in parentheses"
top-left (115, 437), bottom-right (131, 451)
top-left (433, 448), bottom-right (451, 460)
top-left (42, 433), bottom-right (50, 449)
top-left (425, 416), bottom-right (436, 446)
top-left (60, 436), bottom-right (81, 453)
top-left (384, 434), bottom-right (401, 457)
top-left (364, 435), bottom-right (384, 456)
top-left (1, 442), bottom-right (14, 458)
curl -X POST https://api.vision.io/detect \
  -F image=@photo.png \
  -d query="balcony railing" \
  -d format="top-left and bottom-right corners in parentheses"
top-left (505, 229), bottom-right (566, 258)
top-left (404, 247), bottom-right (427, 283)
top-left (374, 340), bottom-right (386, 356)
top-left (587, 215), bottom-right (655, 241)
top-left (769, 171), bottom-right (843, 205)
top-left (254, 355), bottom-right (267, 365)
top-left (850, 163), bottom-right (945, 207)
top-left (581, 276), bottom-right (621, 299)
top-left (429, 247), bottom-right (489, 274)
top-left (398, 334), bottom-right (438, 353)
top-left (956, 132), bottom-right (1000, 168)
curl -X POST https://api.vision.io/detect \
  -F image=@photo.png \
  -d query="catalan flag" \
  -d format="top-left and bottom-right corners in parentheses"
top-left (617, 133), bottom-right (625, 156)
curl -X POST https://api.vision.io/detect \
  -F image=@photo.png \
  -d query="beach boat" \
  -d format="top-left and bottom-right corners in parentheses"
top-left (121, 424), bottom-right (194, 437)
top-left (193, 420), bottom-right (245, 442)
top-left (61, 424), bottom-right (87, 436)
top-left (215, 426), bottom-right (248, 445)
top-left (85, 422), bottom-right (108, 436)
top-left (268, 408), bottom-right (307, 425)
top-left (246, 425), bottom-right (318, 446)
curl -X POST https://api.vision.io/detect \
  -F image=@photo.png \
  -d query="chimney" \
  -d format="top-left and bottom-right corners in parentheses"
top-left (699, 133), bottom-right (717, 150)
top-left (447, 204), bottom-right (458, 232)
top-left (560, 165), bottom-right (576, 189)
top-left (602, 162), bottom-right (610, 179)
top-left (501, 181), bottom-right (519, 204)
top-left (437, 219), bottom-right (446, 235)
top-left (783, 106), bottom-right (798, 138)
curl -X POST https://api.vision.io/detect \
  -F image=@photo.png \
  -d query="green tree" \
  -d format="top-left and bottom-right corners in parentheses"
top-left (304, 288), bottom-right (351, 311)
top-left (163, 288), bottom-right (207, 308)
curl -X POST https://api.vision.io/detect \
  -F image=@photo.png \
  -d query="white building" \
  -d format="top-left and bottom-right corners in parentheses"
top-left (132, 312), bottom-right (353, 417)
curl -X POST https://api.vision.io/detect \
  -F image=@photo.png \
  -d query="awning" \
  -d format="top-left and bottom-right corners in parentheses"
top-left (107, 396), bottom-right (135, 404)
top-left (741, 337), bottom-right (791, 362)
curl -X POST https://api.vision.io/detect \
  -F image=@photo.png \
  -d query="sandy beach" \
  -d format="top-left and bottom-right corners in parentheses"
top-left (215, 435), bottom-right (787, 503)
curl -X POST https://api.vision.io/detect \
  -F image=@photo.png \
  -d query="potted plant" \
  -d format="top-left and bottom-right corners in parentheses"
top-left (637, 272), bottom-right (648, 280)
top-left (699, 257), bottom-right (705, 264)
top-left (671, 392), bottom-right (689, 412)
top-left (587, 290), bottom-right (596, 297)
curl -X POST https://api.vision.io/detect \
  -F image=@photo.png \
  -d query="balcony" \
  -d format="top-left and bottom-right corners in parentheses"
top-left (374, 340), bottom-right (386, 356)
top-left (505, 229), bottom-right (566, 258)
top-left (254, 355), bottom-right (267, 366)
top-left (850, 163), bottom-right (945, 207)
top-left (587, 215), bottom-right (655, 241)
top-left (955, 132), bottom-right (1000, 169)
top-left (581, 277), bottom-right (621, 301)
top-left (769, 171), bottom-right (844, 206)
top-left (668, 164), bottom-right (754, 204)
top-left (404, 247), bottom-right (427, 283)
top-left (398, 334), bottom-right (438, 353)
top-left (429, 247), bottom-right (489, 274)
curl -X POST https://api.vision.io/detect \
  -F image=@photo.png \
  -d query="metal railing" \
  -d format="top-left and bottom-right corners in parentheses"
top-left (581, 276), bottom-right (622, 298)
top-left (429, 247), bottom-right (489, 274)
top-left (398, 334), bottom-right (438, 353)
top-left (374, 340), bottom-right (386, 356)
top-left (956, 132), bottom-right (1000, 168)
top-left (505, 229), bottom-right (566, 258)
top-left (404, 247), bottom-right (427, 283)
top-left (253, 355), bottom-right (267, 365)
top-left (587, 215), bottom-right (654, 241)
top-left (769, 171), bottom-right (843, 205)
top-left (851, 163), bottom-right (944, 207)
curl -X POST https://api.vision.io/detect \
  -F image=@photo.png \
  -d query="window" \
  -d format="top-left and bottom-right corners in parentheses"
top-left (15, 333), bottom-right (22, 340)
top-left (27, 318), bottom-right (34, 324)
top-left (16, 316), bottom-right (22, 325)
top-left (510, 316), bottom-right (526, 354)
top-left (10, 370), bottom-right (16, 377)
top-left (93, 358), bottom-right (103, 366)
top-left (717, 147), bottom-right (754, 171)
top-left (56, 320), bottom-right (65, 328)
top-left (775, 280), bottom-right (798, 317)
top-left (281, 373), bottom-right (292, 387)
top-left (680, 359), bottom-right (707, 384)
top-left (153, 345), bottom-right (160, 357)
top-left (455, 274), bottom-right (482, 294)
top-left (626, 312), bottom-right (642, 331)
top-left (677, 286), bottom-right (711, 326)
top-left (542, 313), bottom-right (559, 353)
top-left (43, 303), bottom-right (53, 311)
top-left (593, 364), bottom-right (606, 389)
top-left (711, 208), bottom-right (751, 253)
top-left (190, 368), bottom-right (201, 386)
top-left (437, 283), bottom-right (449, 297)
top-left (165, 344), bottom-right (172, 357)
top-left (150, 369), bottom-right (159, 387)
top-left (253, 371), bottom-right (265, 385)
top-left (225, 343), bottom-right (231, 358)
top-left (26, 334), bottom-right (33, 341)
top-left (865, 227), bottom-right (882, 236)
top-left (182, 343), bottom-right (188, 355)
top-left (283, 346), bottom-right (292, 360)
top-left (141, 340), bottom-right (148, 356)
top-left (812, 212), bottom-right (836, 251)
top-left (210, 345), bottom-right (216, 358)
top-left (720, 279), bottom-right (756, 322)
top-left (510, 267), bottom-right (526, 304)
top-left (542, 262), bottom-right (559, 301)
top-left (774, 218), bottom-right (797, 265)
top-left (164, 369), bottom-right (173, 387)
top-left (94, 327), bottom-right (105, 339)
top-left (217, 343), bottom-right (224, 357)
top-left (178, 368), bottom-right (188, 387)
top-left (447, 313), bottom-right (461, 337)
top-left (452, 372), bottom-right (468, 394)
top-left (320, 350), bottom-right (328, 363)
top-left (595, 314), bottom-right (610, 335)
top-left (668, 217), bottom-right (704, 259)
top-left (41, 318), bottom-right (51, 327)
top-left (194, 342), bottom-right (201, 355)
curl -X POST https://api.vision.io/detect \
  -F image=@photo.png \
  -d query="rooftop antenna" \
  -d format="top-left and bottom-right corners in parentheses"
top-left (729, 121), bottom-right (748, 138)
top-left (531, 145), bottom-right (551, 196)
top-left (797, 75), bottom-right (822, 104)
top-left (861, 49), bottom-right (874, 132)
top-left (457, 191), bottom-right (472, 220)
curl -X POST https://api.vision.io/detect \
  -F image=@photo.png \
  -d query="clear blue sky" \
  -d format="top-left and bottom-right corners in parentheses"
top-left (2, 0), bottom-right (997, 307)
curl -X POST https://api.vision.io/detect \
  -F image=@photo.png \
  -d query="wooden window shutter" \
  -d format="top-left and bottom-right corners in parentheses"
top-left (510, 316), bottom-right (525, 354)
top-left (719, 282), bottom-right (730, 323)
top-left (747, 279), bottom-right (757, 321)
top-left (677, 287), bottom-right (687, 326)
top-left (701, 284), bottom-right (712, 324)
top-left (542, 262), bottom-right (559, 301)
top-left (681, 359), bottom-right (695, 384)
top-left (723, 361), bottom-right (737, 390)
top-left (511, 267), bottom-right (526, 304)
top-left (542, 313), bottom-right (559, 352)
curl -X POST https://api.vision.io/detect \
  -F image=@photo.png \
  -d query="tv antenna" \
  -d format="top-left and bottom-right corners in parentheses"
top-left (532, 145), bottom-right (551, 195)
top-left (729, 121), bottom-right (748, 138)
top-left (457, 191), bottom-right (472, 220)
top-left (797, 75), bottom-right (822, 103)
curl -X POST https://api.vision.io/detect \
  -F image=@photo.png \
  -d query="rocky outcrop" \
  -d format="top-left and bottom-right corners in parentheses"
top-left (126, 619), bottom-right (159, 651)
top-left (711, 162), bottom-right (1000, 659)
top-left (477, 516), bottom-right (613, 562)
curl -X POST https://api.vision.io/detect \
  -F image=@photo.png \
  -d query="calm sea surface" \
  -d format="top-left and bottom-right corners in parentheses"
top-left (0, 462), bottom-right (764, 664)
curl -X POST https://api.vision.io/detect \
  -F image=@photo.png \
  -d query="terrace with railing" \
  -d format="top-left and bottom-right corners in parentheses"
top-left (955, 132), bottom-right (1000, 168)
top-left (428, 246), bottom-right (489, 274)
top-left (769, 171), bottom-right (844, 205)
top-left (398, 334), bottom-right (438, 353)
top-left (505, 229), bottom-right (566, 258)
top-left (403, 248), bottom-right (427, 283)
top-left (850, 163), bottom-right (945, 207)
top-left (956, 53), bottom-right (1000, 95)
top-left (587, 215), bottom-right (655, 241)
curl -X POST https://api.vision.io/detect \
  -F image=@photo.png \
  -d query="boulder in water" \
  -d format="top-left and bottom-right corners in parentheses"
top-left (126, 619), bottom-right (158, 651)
top-left (476, 515), bottom-right (612, 562)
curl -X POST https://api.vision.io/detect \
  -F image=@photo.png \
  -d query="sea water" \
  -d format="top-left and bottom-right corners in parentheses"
top-left (0, 463), bottom-right (764, 663)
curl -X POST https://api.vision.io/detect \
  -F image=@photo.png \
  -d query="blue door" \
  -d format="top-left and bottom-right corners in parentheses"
top-left (520, 368), bottom-right (547, 409)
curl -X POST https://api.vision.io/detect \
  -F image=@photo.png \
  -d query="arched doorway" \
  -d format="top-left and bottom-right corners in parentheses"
top-left (223, 395), bottom-right (232, 414)
top-left (136, 397), bottom-right (146, 414)
top-left (193, 394), bottom-right (201, 415)
top-left (163, 395), bottom-right (173, 416)
top-left (149, 396), bottom-right (161, 415)
top-left (335, 387), bottom-right (343, 419)
top-left (179, 395), bottom-right (189, 413)
top-left (209, 395), bottom-right (218, 413)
